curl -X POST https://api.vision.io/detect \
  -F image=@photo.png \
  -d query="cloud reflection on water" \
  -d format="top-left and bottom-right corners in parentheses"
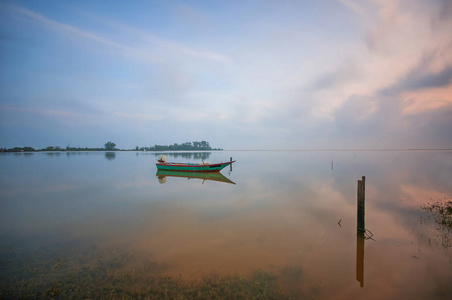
top-left (0, 151), bottom-right (451, 298)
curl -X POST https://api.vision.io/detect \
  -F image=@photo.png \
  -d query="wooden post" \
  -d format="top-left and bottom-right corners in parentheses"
top-left (357, 176), bottom-right (365, 233)
top-left (230, 157), bottom-right (233, 172)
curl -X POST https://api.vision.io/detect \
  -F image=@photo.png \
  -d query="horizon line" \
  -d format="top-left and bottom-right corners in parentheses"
top-left (223, 148), bottom-right (452, 151)
top-left (2, 147), bottom-right (451, 152)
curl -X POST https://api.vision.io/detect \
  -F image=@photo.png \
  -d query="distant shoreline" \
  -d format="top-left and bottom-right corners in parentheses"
top-left (0, 141), bottom-right (221, 153)
top-left (0, 149), bottom-right (223, 153)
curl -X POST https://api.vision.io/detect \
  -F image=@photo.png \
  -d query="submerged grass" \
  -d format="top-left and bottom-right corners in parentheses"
top-left (0, 243), bottom-right (317, 299)
top-left (421, 200), bottom-right (452, 249)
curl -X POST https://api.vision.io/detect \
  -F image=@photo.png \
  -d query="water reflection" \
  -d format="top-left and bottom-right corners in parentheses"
top-left (105, 152), bottom-right (116, 160)
top-left (45, 152), bottom-right (62, 157)
top-left (156, 170), bottom-right (236, 185)
top-left (154, 152), bottom-right (211, 161)
top-left (11, 152), bottom-right (35, 157)
top-left (1, 150), bottom-right (451, 299)
top-left (356, 232), bottom-right (365, 287)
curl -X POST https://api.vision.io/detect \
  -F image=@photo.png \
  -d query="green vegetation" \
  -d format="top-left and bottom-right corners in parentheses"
top-left (0, 146), bottom-right (36, 152)
top-left (104, 141), bottom-right (116, 151)
top-left (0, 146), bottom-right (106, 152)
top-left (137, 141), bottom-right (222, 151)
top-left (0, 244), bottom-right (317, 299)
top-left (1, 141), bottom-right (222, 152)
top-left (421, 200), bottom-right (452, 249)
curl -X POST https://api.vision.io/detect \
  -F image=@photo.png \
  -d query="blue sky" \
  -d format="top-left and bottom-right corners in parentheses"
top-left (1, 0), bottom-right (451, 150)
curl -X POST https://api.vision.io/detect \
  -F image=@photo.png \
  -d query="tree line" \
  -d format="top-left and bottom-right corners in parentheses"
top-left (1, 141), bottom-right (222, 152)
top-left (0, 146), bottom-right (110, 152)
top-left (136, 141), bottom-right (221, 151)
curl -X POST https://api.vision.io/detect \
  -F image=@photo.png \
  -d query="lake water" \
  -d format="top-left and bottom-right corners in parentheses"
top-left (1, 150), bottom-right (451, 299)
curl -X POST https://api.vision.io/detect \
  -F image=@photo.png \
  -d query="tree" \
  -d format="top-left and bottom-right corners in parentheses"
top-left (104, 141), bottom-right (116, 151)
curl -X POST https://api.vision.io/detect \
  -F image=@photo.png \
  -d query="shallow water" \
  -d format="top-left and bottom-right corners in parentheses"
top-left (0, 150), bottom-right (451, 299)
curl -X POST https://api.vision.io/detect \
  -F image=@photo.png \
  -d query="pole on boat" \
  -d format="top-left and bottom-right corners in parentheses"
top-left (357, 176), bottom-right (365, 233)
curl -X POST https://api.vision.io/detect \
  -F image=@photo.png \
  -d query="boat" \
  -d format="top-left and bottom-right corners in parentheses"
top-left (156, 155), bottom-right (235, 172)
top-left (156, 170), bottom-right (236, 185)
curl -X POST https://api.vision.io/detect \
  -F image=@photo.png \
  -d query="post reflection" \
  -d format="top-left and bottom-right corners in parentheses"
top-left (356, 232), bottom-right (365, 287)
top-left (156, 170), bottom-right (236, 185)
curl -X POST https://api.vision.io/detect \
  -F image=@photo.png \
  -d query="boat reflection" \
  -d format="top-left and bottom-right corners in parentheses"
top-left (156, 170), bottom-right (236, 185)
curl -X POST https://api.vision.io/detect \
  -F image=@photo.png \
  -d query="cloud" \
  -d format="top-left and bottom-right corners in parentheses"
top-left (309, 58), bottom-right (360, 91)
top-left (380, 53), bottom-right (452, 96)
top-left (401, 85), bottom-right (452, 115)
top-left (8, 4), bottom-right (230, 66)
top-left (416, 104), bottom-right (452, 145)
top-left (336, 0), bottom-right (371, 19)
top-left (312, 0), bottom-right (452, 118)
top-left (374, 47), bottom-right (452, 115)
top-left (2, 1), bottom-right (452, 149)
top-left (436, 0), bottom-right (452, 24)
top-left (322, 94), bottom-right (451, 149)
top-left (0, 104), bottom-right (99, 119)
top-left (114, 112), bottom-right (163, 121)
top-left (406, 67), bottom-right (452, 90)
top-left (9, 5), bottom-right (130, 52)
top-left (301, 0), bottom-right (452, 148)
top-left (79, 6), bottom-right (231, 65)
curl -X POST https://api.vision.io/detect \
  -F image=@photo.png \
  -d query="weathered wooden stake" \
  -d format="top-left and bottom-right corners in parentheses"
top-left (230, 157), bottom-right (233, 172)
top-left (357, 176), bottom-right (365, 233)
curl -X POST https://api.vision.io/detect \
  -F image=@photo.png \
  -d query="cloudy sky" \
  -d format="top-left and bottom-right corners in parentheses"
top-left (1, 0), bottom-right (451, 150)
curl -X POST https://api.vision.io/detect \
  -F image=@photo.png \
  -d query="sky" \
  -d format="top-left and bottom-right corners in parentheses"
top-left (1, 0), bottom-right (451, 150)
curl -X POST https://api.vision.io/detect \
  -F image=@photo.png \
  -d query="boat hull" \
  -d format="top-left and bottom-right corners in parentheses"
top-left (156, 161), bottom-right (235, 172)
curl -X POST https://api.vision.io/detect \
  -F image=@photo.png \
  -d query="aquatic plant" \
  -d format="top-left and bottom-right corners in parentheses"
top-left (0, 244), bottom-right (317, 299)
top-left (421, 200), bottom-right (452, 249)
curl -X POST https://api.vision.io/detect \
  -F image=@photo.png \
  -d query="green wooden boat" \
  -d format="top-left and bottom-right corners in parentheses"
top-left (156, 160), bottom-right (235, 172)
top-left (156, 170), bottom-right (236, 184)
top-left (156, 155), bottom-right (235, 172)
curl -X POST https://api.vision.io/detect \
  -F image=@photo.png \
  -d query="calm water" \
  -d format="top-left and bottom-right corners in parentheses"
top-left (1, 150), bottom-right (451, 299)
